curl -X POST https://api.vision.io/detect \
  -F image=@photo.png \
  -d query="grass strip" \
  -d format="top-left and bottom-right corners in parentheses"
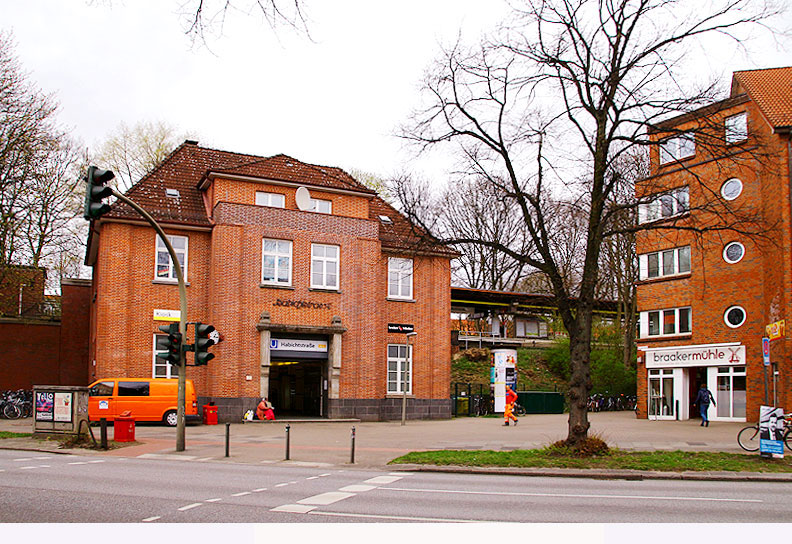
top-left (0, 431), bottom-right (32, 439)
top-left (390, 449), bottom-right (792, 473)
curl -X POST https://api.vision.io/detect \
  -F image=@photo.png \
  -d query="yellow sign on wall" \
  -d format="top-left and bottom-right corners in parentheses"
top-left (766, 320), bottom-right (785, 340)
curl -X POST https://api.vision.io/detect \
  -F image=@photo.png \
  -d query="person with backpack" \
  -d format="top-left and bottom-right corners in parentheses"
top-left (694, 383), bottom-right (716, 427)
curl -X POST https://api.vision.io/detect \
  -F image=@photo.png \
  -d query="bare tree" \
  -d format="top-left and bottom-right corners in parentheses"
top-left (92, 120), bottom-right (187, 192)
top-left (397, 0), bottom-right (782, 447)
top-left (179, 0), bottom-right (311, 45)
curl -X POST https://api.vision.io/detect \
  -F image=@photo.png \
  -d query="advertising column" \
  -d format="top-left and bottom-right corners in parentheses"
top-left (492, 349), bottom-right (517, 412)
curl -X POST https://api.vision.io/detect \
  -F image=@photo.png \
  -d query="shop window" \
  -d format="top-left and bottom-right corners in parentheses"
top-left (388, 257), bottom-right (413, 299)
top-left (649, 369), bottom-right (674, 417)
top-left (716, 366), bottom-right (746, 418)
top-left (153, 334), bottom-right (177, 378)
top-left (155, 234), bottom-right (188, 282)
top-left (724, 306), bottom-right (746, 328)
top-left (722, 242), bottom-right (744, 264)
top-left (387, 344), bottom-right (412, 394)
top-left (311, 244), bottom-right (339, 289)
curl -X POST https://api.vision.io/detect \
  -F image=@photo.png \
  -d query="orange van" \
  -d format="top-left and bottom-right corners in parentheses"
top-left (88, 378), bottom-right (199, 426)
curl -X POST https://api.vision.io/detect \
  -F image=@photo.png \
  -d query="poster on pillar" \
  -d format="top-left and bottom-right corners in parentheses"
top-left (492, 349), bottom-right (517, 412)
top-left (759, 405), bottom-right (785, 458)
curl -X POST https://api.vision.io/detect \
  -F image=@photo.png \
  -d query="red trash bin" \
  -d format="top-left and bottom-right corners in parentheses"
top-left (203, 404), bottom-right (218, 425)
top-left (114, 410), bottom-right (135, 442)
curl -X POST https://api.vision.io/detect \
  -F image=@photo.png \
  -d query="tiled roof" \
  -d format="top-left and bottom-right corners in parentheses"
top-left (732, 66), bottom-right (792, 129)
top-left (103, 141), bottom-right (455, 256)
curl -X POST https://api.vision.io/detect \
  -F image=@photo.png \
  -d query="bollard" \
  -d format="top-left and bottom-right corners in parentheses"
top-left (225, 423), bottom-right (230, 457)
top-left (350, 426), bottom-right (356, 464)
top-left (285, 424), bottom-right (291, 460)
top-left (100, 418), bottom-right (108, 450)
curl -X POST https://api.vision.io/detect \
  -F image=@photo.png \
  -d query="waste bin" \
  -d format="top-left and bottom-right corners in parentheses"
top-left (203, 404), bottom-right (218, 425)
top-left (114, 410), bottom-right (135, 442)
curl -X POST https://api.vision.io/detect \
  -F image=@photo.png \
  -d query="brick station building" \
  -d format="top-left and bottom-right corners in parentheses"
top-left (85, 141), bottom-right (456, 421)
top-left (635, 67), bottom-right (792, 422)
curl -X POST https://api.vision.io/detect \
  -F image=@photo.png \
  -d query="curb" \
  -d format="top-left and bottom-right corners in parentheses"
top-left (389, 464), bottom-right (792, 483)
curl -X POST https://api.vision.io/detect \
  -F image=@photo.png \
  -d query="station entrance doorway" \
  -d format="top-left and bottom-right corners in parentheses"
top-left (268, 335), bottom-right (329, 417)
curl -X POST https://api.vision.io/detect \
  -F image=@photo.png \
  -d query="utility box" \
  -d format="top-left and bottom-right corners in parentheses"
top-left (32, 385), bottom-right (90, 436)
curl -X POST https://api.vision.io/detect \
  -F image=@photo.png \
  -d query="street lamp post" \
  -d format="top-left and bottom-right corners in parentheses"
top-left (401, 332), bottom-right (417, 426)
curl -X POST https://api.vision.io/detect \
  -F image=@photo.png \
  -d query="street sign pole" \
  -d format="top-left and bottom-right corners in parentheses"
top-left (762, 337), bottom-right (770, 405)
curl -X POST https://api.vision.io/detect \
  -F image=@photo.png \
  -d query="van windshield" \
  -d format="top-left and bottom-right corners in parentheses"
top-left (118, 382), bottom-right (150, 396)
top-left (89, 381), bottom-right (114, 396)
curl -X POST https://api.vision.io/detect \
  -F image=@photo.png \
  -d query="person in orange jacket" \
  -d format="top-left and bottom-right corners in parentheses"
top-left (256, 397), bottom-right (275, 420)
top-left (504, 385), bottom-right (518, 426)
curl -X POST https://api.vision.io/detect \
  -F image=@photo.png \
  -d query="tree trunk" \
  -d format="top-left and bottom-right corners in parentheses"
top-left (566, 326), bottom-right (593, 446)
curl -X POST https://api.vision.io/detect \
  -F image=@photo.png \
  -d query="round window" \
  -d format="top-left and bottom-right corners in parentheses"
top-left (724, 306), bottom-right (746, 328)
top-left (723, 242), bottom-right (745, 264)
top-left (721, 178), bottom-right (743, 200)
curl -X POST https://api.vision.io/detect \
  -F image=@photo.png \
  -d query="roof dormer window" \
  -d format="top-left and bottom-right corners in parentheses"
top-left (165, 188), bottom-right (180, 198)
top-left (379, 215), bottom-right (393, 224)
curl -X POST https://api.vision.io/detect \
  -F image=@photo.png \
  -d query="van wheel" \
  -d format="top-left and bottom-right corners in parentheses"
top-left (163, 410), bottom-right (178, 427)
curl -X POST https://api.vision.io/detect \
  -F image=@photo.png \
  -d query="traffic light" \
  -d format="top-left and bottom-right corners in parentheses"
top-left (83, 166), bottom-right (115, 220)
top-left (193, 323), bottom-right (216, 366)
top-left (156, 323), bottom-right (182, 366)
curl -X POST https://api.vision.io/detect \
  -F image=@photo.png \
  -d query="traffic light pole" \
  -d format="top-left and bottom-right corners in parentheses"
top-left (109, 189), bottom-right (189, 452)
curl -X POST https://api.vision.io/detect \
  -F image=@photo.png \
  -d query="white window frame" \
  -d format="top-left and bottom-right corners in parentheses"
top-left (388, 257), bottom-right (414, 300)
top-left (255, 191), bottom-right (285, 208)
top-left (639, 246), bottom-right (691, 280)
top-left (261, 238), bottom-right (293, 286)
top-left (640, 307), bottom-right (692, 338)
top-left (152, 334), bottom-right (177, 378)
top-left (725, 113), bottom-right (748, 144)
top-left (387, 344), bottom-right (412, 394)
top-left (722, 242), bottom-right (745, 264)
top-left (720, 178), bottom-right (743, 201)
top-left (724, 306), bottom-right (746, 329)
top-left (309, 198), bottom-right (332, 214)
top-left (155, 234), bottom-right (188, 282)
top-left (638, 186), bottom-right (689, 224)
top-left (659, 132), bottom-right (696, 164)
top-left (311, 243), bottom-right (339, 290)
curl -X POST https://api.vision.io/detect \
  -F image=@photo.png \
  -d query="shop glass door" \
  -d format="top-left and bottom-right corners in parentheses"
top-left (716, 366), bottom-right (746, 419)
top-left (649, 369), bottom-right (675, 418)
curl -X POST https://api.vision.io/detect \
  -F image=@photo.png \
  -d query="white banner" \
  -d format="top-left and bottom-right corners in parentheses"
top-left (644, 343), bottom-right (745, 368)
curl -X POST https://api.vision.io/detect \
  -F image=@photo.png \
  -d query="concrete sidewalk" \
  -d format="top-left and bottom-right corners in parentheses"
top-left (2, 412), bottom-right (789, 481)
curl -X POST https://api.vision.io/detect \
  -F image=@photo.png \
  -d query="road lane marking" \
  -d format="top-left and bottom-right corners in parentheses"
top-left (319, 473), bottom-right (331, 477)
top-left (13, 458), bottom-right (33, 462)
top-left (253, 488), bottom-right (267, 492)
top-left (364, 476), bottom-right (402, 484)
top-left (142, 516), bottom-right (161, 522)
top-left (339, 485), bottom-right (377, 492)
top-left (68, 462), bottom-right (88, 465)
top-left (271, 504), bottom-right (317, 514)
top-left (38, 465), bottom-right (50, 468)
top-left (306, 476), bottom-right (319, 480)
top-left (274, 483), bottom-right (290, 487)
top-left (33, 456), bottom-right (51, 460)
top-left (20, 466), bottom-right (36, 470)
top-left (205, 498), bottom-right (222, 502)
top-left (231, 492), bottom-right (251, 497)
top-left (88, 460), bottom-right (104, 464)
top-left (297, 492), bottom-right (356, 506)
top-left (178, 503), bottom-right (203, 511)
top-left (310, 511), bottom-right (479, 523)
top-left (389, 472), bottom-right (413, 476)
top-left (380, 487), bottom-right (763, 503)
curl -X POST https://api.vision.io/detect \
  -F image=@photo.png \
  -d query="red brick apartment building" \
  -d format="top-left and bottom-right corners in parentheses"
top-left (635, 67), bottom-right (792, 422)
top-left (85, 141), bottom-right (456, 421)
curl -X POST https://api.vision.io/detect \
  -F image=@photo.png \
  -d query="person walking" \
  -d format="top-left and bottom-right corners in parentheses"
top-left (694, 383), bottom-right (716, 427)
top-left (503, 385), bottom-right (519, 426)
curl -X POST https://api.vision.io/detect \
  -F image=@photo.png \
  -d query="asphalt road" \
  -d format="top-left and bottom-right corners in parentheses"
top-left (1, 448), bottom-right (790, 523)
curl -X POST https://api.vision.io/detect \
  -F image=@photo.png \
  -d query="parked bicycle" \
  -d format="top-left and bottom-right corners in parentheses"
top-left (0, 390), bottom-right (32, 419)
top-left (470, 394), bottom-right (492, 416)
top-left (737, 413), bottom-right (792, 452)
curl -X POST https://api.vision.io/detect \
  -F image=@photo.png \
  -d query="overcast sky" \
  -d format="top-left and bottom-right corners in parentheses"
top-left (3, 0), bottom-right (790, 183)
